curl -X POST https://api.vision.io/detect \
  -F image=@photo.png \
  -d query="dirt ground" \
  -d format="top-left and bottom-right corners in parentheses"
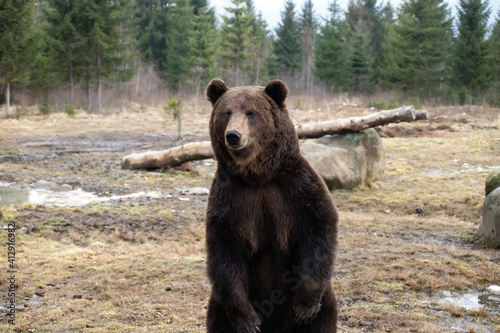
top-left (0, 99), bottom-right (500, 333)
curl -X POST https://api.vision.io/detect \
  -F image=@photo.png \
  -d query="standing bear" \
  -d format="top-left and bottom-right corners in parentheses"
top-left (205, 78), bottom-right (338, 333)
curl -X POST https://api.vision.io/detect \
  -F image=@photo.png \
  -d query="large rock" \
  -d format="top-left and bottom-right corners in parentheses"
top-left (32, 180), bottom-right (57, 190)
top-left (300, 128), bottom-right (386, 190)
top-left (485, 168), bottom-right (500, 197)
top-left (479, 187), bottom-right (500, 249)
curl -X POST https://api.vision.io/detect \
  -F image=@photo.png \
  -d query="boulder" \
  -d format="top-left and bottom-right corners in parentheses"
top-left (32, 180), bottom-right (57, 190)
top-left (479, 187), bottom-right (500, 249)
top-left (485, 168), bottom-right (500, 197)
top-left (300, 128), bottom-right (386, 190)
top-left (52, 184), bottom-right (73, 192)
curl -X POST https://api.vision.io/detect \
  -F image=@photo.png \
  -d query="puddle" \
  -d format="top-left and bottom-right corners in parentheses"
top-left (0, 294), bottom-right (45, 316)
top-left (423, 164), bottom-right (500, 178)
top-left (436, 289), bottom-right (500, 315)
top-left (0, 187), bottom-right (30, 206)
top-left (0, 183), bottom-right (161, 207)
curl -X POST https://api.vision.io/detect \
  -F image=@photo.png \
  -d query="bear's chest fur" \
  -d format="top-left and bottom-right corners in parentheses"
top-left (228, 181), bottom-right (294, 255)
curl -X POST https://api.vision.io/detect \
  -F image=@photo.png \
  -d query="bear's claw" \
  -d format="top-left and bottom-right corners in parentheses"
top-left (237, 325), bottom-right (260, 333)
top-left (293, 303), bottom-right (321, 325)
top-left (235, 314), bottom-right (261, 333)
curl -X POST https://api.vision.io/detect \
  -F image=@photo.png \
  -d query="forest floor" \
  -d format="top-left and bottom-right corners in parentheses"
top-left (0, 98), bottom-right (499, 332)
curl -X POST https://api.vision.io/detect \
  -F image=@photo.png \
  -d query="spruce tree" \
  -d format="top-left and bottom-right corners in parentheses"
top-left (246, 0), bottom-right (270, 85)
top-left (315, 0), bottom-right (353, 92)
top-left (345, 0), bottom-right (374, 93)
top-left (190, 3), bottom-right (218, 96)
top-left (454, 0), bottom-right (491, 106)
top-left (346, 0), bottom-right (362, 32)
top-left (488, 9), bottom-right (500, 104)
top-left (344, 0), bottom-right (394, 92)
top-left (134, 0), bottom-right (170, 72)
top-left (0, 0), bottom-right (38, 117)
top-left (300, 0), bottom-right (316, 92)
top-left (45, 0), bottom-right (85, 103)
top-left (30, 7), bottom-right (57, 95)
top-left (370, 0), bottom-right (394, 87)
top-left (381, 0), bottom-right (453, 99)
top-left (77, 0), bottom-right (135, 111)
top-left (191, 0), bottom-right (208, 15)
top-left (274, 0), bottom-right (302, 85)
top-left (219, 0), bottom-right (255, 86)
top-left (164, 0), bottom-right (195, 90)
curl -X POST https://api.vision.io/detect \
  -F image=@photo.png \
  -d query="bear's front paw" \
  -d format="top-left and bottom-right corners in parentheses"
top-left (293, 302), bottom-right (321, 325)
top-left (235, 312), bottom-right (262, 333)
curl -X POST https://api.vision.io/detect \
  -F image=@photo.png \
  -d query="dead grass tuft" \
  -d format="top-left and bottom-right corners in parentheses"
top-left (469, 308), bottom-right (490, 318)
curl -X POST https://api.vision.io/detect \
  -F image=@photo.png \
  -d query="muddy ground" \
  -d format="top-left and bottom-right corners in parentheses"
top-left (0, 101), bottom-right (500, 332)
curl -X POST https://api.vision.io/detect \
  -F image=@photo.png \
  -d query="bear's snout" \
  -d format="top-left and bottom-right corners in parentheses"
top-left (225, 130), bottom-right (242, 148)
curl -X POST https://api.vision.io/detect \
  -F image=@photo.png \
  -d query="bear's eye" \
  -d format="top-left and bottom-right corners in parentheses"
top-left (246, 110), bottom-right (256, 118)
top-left (224, 110), bottom-right (232, 118)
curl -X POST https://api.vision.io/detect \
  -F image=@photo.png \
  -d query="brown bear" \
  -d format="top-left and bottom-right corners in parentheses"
top-left (205, 78), bottom-right (338, 333)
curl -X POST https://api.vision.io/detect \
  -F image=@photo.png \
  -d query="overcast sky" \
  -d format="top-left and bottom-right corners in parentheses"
top-left (209, 0), bottom-right (500, 30)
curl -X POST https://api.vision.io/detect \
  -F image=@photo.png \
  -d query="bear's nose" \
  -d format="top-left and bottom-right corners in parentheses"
top-left (225, 130), bottom-right (242, 147)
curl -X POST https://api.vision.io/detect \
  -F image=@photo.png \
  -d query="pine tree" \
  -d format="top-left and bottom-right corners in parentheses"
top-left (315, 0), bottom-right (353, 92)
top-left (274, 0), bottom-right (302, 85)
top-left (380, 0), bottom-right (453, 99)
top-left (189, 3), bottom-right (218, 96)
top-left (300, 0), bottom-right (316, 92)
top-left (164, 0), bottom-right (195, 90)
top-left (454, 0), bottom-right (491, 106)
top-left (219, 0), bottom-right (255, 86)
top-left (0, 0), bottom-right (39, 117)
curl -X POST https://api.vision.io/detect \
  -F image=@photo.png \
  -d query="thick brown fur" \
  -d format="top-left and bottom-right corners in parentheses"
top-left (205, 78), bottom-right (338, 333)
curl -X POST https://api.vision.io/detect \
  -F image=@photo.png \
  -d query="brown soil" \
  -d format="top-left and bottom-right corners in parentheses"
top-left (0, 102), bottom-right (499, 332)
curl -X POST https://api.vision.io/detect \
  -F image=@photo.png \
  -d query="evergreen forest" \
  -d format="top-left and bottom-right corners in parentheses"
top-left (1, 0), bottom-right (500, 114)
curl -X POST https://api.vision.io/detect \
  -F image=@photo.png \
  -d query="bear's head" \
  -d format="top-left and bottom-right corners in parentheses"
top-left (206, 79), bottom-right (299, 183)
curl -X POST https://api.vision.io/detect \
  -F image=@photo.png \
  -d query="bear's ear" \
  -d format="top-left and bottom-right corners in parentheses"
top-left (206, 78), bottom-right (229, 105)
top-left (265, 80), bottom-right (289, 107)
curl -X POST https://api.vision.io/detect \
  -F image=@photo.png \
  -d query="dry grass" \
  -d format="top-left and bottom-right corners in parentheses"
top-left (1, 102), bottom-right (500, 332)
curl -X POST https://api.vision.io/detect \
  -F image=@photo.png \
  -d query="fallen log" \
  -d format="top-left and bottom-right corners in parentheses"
top-left (295, 105), bottom-right (428, 139)
top-left (121, 141), bottom-right (213, 171)
top-left (121, 106), bottom-right (428, 170)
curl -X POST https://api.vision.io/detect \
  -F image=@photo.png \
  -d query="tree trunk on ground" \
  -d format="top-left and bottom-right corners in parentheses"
top-left (295, 105), bottom-right (428, 139)
top-left (121, 106), bottom-right (429, 170)
top-left (5, 79), bottom-right (11, 117)
top-left (121, 141), bottom-right (214, 170)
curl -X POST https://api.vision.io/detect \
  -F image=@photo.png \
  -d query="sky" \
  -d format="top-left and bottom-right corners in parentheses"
top-left (209, 0), bottom-right (500, 30)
